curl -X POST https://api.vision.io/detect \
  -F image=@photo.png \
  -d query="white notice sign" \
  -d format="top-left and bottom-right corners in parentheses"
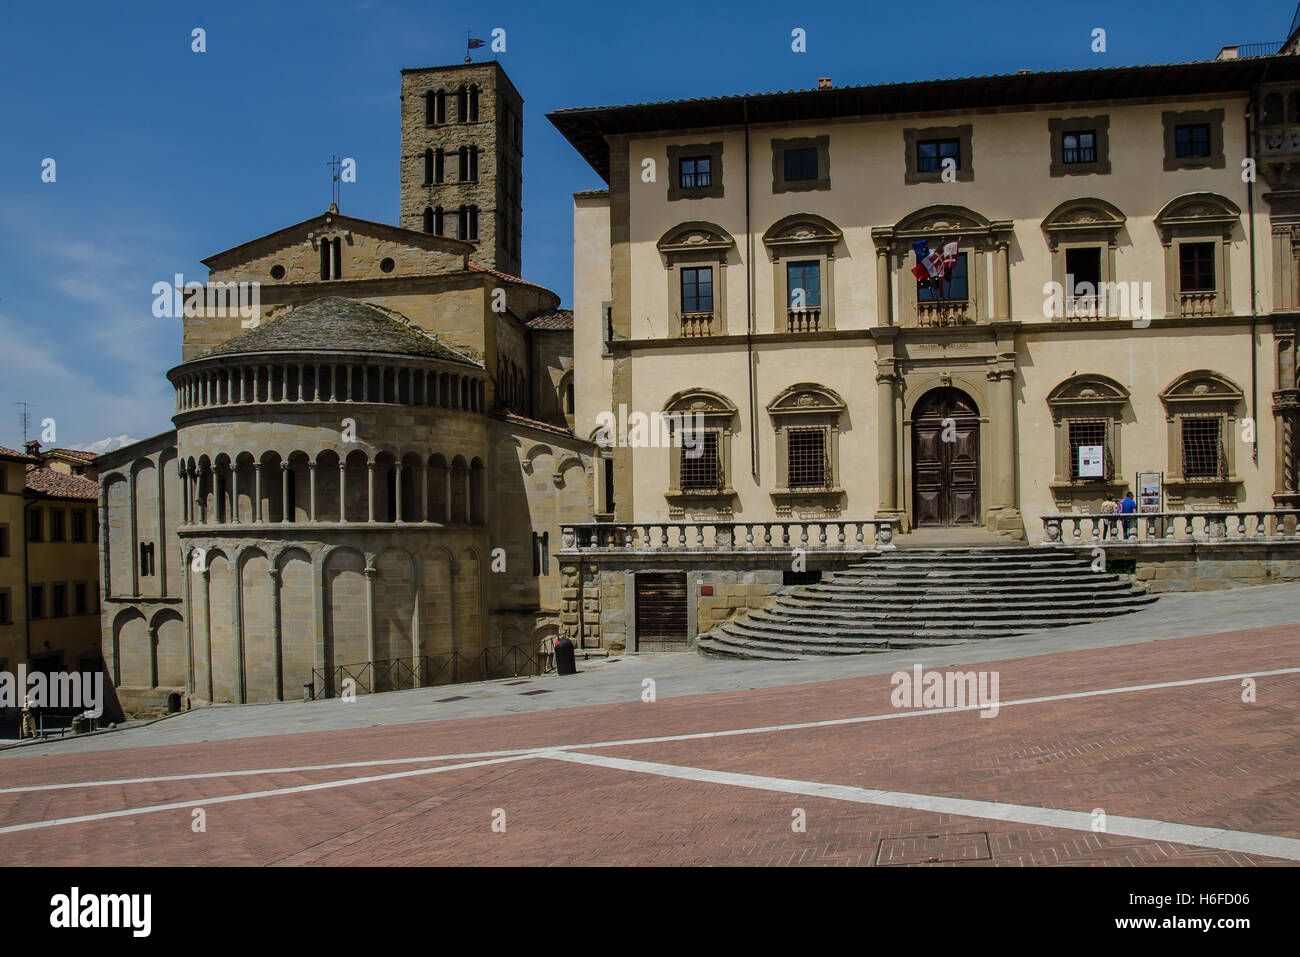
top-left (1078, 445), bottom-right (1104, 478)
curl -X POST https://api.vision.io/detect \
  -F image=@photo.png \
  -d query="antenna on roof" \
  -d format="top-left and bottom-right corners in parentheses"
top-left (14, 401), bottom-right (31, 444)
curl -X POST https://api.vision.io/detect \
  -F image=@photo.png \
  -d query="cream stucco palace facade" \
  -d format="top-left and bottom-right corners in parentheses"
top-left (551, 52), bottom-right (1300, 543)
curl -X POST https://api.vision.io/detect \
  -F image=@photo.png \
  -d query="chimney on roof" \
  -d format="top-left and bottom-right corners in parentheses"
top-left (817, 77), bottom-right (832, 90)
top-left (24, 440), bottom-right (39, 456)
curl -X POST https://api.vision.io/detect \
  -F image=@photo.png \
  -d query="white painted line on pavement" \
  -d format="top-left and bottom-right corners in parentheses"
top-left (2, 665), bottom-right (1297, 797)
top-left (0, 754), bottom-right (531, 836)
top-left (539, 750), bottom-right (1300, 863)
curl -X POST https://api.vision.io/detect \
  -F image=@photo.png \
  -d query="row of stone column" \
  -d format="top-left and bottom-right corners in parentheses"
top-left (175, 363), bottom-right (484, 413)
top-left (179, 460), bottom-right (479, 525)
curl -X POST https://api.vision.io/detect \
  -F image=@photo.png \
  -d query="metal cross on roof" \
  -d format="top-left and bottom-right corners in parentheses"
top-left (326, 155), bottom-right (342, 209)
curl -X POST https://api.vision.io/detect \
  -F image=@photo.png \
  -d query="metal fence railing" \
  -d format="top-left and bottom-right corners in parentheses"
top-left (310, 643), bottom-right (554, 699)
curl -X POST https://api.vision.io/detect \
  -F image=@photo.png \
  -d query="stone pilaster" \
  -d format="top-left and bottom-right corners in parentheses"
top-left (559, 562), bottom-right (581, 641)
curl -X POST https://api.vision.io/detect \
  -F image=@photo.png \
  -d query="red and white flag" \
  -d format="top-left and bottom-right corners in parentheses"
top-left (941, 241), bottom-right (959, 270)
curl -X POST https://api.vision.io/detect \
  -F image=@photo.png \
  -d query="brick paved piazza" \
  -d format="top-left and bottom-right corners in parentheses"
top-left (2, 584), bottom-right (1298, 866)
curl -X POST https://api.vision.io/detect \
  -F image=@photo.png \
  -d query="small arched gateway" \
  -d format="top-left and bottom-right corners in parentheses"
top-left (911, 387), bottom-right (981, 528)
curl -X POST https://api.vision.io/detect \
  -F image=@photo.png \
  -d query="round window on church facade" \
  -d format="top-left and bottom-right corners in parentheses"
top-left (270, 264), bottom-right (286, 280)
top-left (380, 257), bottom-right (396, 273)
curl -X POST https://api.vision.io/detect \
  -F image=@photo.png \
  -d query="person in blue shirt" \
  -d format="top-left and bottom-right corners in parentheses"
top-left (1119, 491), bottom-right (1138, 539)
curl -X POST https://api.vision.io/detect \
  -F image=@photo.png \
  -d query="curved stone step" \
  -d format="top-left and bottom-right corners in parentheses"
top-left (841, 558), bottom-right (1090, 571)
top-left (754, 602), bottom-right (1156, 627)
top-left (697, 545), bottom-right (1155, 660)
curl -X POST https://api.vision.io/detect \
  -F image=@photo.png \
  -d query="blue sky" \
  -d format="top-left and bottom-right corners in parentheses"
top-left (0, 0), bottom-right (1289, 448)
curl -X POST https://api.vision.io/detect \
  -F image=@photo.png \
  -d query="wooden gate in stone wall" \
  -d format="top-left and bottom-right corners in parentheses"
top-left (634, 572), bottom-right (688, 652)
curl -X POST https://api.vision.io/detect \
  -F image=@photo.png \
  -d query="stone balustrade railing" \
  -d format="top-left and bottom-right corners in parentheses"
top-left (560, 518), bottom-right (895, 553)
top-left (1041, 510), bottom-right (1300, 545)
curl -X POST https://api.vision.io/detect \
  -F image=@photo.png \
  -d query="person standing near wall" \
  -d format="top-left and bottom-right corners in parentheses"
top-left (21, 691), bottom-right (37, 739)
top-left (1101, 493), bottom-right (1118, 540)
top-left (1119, 491), bottom-right (1138, 540)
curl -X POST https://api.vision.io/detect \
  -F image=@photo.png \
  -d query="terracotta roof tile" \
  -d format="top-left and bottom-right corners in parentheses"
top-left (526, 310), bottom-right (574, 330)
top-left (46, 448), bottom-right (97, 463)
top-left (467, 263), bottom-right (549, 290)
top-left (0, 445), bottom-right (39, 463)
top-left (504, 412), bottom-right (580, 438)
top-left (25, 466), bottom-right (98, 500)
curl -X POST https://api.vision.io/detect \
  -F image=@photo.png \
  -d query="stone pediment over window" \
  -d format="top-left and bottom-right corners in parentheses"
top-left (1154, 193), bottom-right (1240, 244)
top-left (1046, 373), bottom-right (1129, 420)
top-left (664, 387), bottom-right (737, 417)
top-left (766, 383), bottom-right (847, 418)
top-left (762, 214), bottom-right (843, 260)
top-left (1159, 370), bottom-right (1244, 414)
top-left (871, 205), bottom-right (1013, 327)
top-left (1041, 198), bottom-right (1126, 250)
top-left (656, 222), bottom-right (735, 259)
top-left (885, 204), bottom-right (1008, 242)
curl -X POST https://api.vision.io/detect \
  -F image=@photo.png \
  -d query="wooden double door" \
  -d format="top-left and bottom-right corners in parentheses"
top-left (912, 388), bottom-right (981, 528)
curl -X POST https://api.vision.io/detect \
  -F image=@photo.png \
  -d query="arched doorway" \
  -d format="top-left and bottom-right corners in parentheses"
top-left (912, 387), bottom-right (980, 528)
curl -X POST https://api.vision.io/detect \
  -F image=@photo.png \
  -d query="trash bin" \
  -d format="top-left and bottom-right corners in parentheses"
top-left (554, 634), bottom-right (577, 676)
top-left (302, 682), bottom-right (314, 701)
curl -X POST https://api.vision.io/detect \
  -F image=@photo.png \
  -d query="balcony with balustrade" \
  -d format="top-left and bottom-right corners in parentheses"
top-left (680, 312), bottom-right (715, 337)
top-left (1041, 509), bottom-right (1300, 546)
top-left (914, 300), bottom-right (971, 327)
top-left (560, 518), bottom-right (896, 556)
top-left (786, 307), bottom-right (821, 333)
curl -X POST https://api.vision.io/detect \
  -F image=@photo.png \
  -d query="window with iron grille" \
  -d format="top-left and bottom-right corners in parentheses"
top-left (1181, 417), bottom-right (1223, 478)
top-left (917, 138), bottom-right (960, 172)
top-left (1068, 420), bottom-right (1109, 479)
top-left (679, 156), bottom-right (711, 189)
top-left (783, 147), bottom-right (818, 181)
top-left (680, 267), bottom-right (713, 313)
top-left (1175, 124), bottom-right (1211, 158)
top-left (1179, 242), bottom-right (1215, 292)
top-left (680, 432), bottom-right (720, 490)
top-left (787, 428), bottom-right (828, 489)
top-left (1062, 130), bottom-right (1097, 164)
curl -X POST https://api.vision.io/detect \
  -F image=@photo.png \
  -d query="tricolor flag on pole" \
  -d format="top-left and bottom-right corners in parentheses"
top-left (911, 240), bottom-right (945, 281)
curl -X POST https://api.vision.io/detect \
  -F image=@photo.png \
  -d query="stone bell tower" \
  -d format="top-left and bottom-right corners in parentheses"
top-left (399, 61), bottom-right (524, 276)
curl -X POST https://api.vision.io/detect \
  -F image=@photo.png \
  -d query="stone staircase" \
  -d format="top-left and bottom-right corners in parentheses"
top-left (696, 547), bottom-right (1157, 660)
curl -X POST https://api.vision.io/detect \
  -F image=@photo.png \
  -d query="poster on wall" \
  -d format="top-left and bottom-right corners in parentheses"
top-left (1077, 445), bottom-right (1105, 478)
top-left (1137, 472), bottom-right (1163, 513)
